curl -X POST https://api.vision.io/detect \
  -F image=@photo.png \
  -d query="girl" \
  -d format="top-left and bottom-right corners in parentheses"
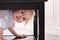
top-left (0, 10), bottom-right (35, 40)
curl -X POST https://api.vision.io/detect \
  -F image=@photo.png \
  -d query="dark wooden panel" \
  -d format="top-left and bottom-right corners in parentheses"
top-left (0, 2), bottom-right (44, 9)
top-left (0, 0), bottom-right (46, 3)
top-left (0, 3), bottom-right (38, 10)
top-left (45, 0), bottom-right (48, 1)
top-left (39, 2), bottom-right (44, 40)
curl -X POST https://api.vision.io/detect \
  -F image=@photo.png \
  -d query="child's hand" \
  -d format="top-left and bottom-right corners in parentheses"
top-left (16, 34), bottom-right (27, 38)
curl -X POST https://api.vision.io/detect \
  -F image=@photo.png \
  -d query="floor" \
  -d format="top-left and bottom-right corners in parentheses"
top-left (3, 35), bottom-right (38, 40)
top-left (4, 34), bottom-right (60, 40)
top-left (45, 34), bottom-right (60, 40)
top-left (3, 34), bottom-right (60, 40)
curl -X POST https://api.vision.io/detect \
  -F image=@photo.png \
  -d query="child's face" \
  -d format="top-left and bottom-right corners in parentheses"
top-left (13, 10), bottom-right (33, 23)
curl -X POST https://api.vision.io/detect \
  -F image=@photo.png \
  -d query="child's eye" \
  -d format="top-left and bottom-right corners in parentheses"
top-left (21, 11), bottom-right (25, 16)
top-left (21, 11), bottom-right (24, 14)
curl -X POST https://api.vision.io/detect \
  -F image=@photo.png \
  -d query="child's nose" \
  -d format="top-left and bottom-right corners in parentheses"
top-left (19, 16), bottom-right (22, 18)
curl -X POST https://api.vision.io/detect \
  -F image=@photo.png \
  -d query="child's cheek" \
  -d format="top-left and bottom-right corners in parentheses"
top-left (26, 16), bottom-right (31, 20)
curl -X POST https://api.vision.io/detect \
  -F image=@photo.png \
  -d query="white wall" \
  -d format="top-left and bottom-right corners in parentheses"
top-left (45, 0), bottom-right (60, 35)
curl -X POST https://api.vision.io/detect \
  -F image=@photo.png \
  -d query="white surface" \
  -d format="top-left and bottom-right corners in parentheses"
top-left (45, 34), bottom-right (58, 40)
top-left (45, 27), bottom-right (58, 35)
top-left (45, 0), bottom-right (60, 35)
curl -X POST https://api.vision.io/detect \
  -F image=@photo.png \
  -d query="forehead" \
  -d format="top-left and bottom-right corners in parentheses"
top-left (13, 10), bottom-right (33, 13)
top-left (13, 10), bottom-right (33, 16)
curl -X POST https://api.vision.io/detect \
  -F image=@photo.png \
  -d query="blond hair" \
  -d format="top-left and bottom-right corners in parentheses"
top-left (26, 10), bottom-right (35, 25)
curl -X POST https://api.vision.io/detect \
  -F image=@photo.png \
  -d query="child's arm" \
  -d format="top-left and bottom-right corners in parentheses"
top-left (8, 26), bottom-right (27, 38)
top-left (0, 27), bottom-right (3, 40)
